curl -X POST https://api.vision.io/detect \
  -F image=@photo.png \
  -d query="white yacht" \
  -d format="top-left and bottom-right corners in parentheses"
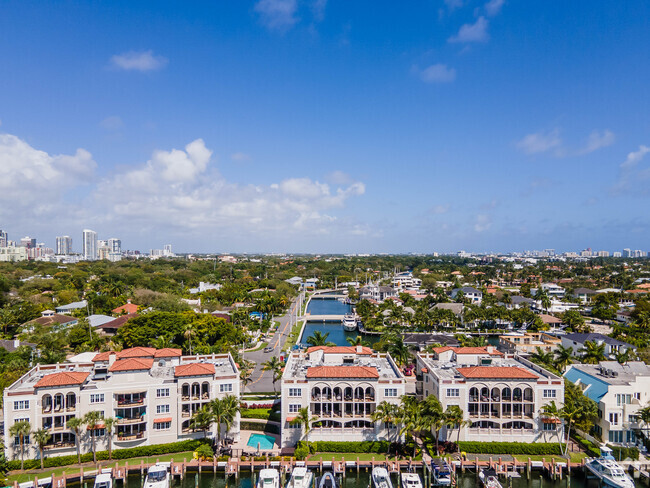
top-left (401, 473), bottom-right (422, 488)
top-left (93, 472), bottom-right (112, 488)
top-left (585, 447), bottom-right (634, 488)
top-left (372, 467), bottom-right (394, 488)
top-left (288, 467), bottom-right (313, 488)
top-left (257, 469), bottom-right (281, 488)
top-left (318, 472), bottom-right (338, 488)
top-left (431, 459), bottom-right (452, 486)
top-left (479, 469), bottom-right (502, 488)
top-left (144, 464), bottom-right (169, 488)
top-left (342, 313), bottom-right (357, 331)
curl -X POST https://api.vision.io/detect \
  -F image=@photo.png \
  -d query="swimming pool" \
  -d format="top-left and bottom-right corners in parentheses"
top-left (247, 433), bottom-right (275, 450)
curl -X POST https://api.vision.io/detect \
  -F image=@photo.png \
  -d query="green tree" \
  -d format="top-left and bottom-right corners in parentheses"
top-left (33, 428), bottom-right (52, 470)
top-left (84, 411), bottom-right (104, 463)
top-left (104, 417), bottom-right (116, 460)
top-left (554, 345), bottom-right (574, 371)
top-left (531, 347), bottom-right (555, 369)
top-left (443, 405), bottom-right (468, 446)
top-left (67, 417), bottom-right (84, 464)
top-left (262, 356), bottom-right (284, 396)
top-left (306, 331), bottom-right (335, 347)
top-left (579, 340), bottom-right (607, 364)
top-left (190, 406), bottom-right (214, 439)
top-left (540, 400), bottom-right (563, 450)
top-left (9, 420), bottom-right (31, 470)
top-left (209, 395), bottom-right (240, 448)
top-left (371, 401), bottom-right (400, 454)
top-left (346, 335), bottom-right (369, 347)
top-left (289, 407), bottom-right (318, 446)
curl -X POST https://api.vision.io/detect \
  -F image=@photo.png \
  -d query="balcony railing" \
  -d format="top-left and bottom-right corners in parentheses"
top-left (117, 399), bottom-right (145, 407)
top-left (117, 416), bottom-right (146, 425)
top-left (44, 442), bottom-right (75, 450)
top-left (116, 432), bottom-right (145, 441)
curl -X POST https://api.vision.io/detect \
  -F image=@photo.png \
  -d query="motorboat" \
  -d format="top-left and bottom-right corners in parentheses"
top-left (288, 467), bottom-right (313, 488)
top-left (401, 473), bottom-right (422, 488)
top-left (257, 469), bottom-right (281, 488)
top-left (144, 464), bottom-right (169, 488)
top-left (342, 313), bottom-right (357, 331)
top-left (584, 447), bottom-right (634, 488)
top-left (318, 472), bottom-right (338, 488)
top-left (93, 472), bottom-right (113, 488)
top-left (372, 467), bottom-right (394, 488)
top-left (431, 459), bottom-right (452, 486)
top-left (479, 469), bottom-right (502, 488)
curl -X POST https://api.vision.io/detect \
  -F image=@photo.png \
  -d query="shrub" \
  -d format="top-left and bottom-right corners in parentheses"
top-left (195, 444), bottom-right (214, 461)
top-left (297, 441), bottom-right (390, 454)
top-left (457, 442), bottom-right (563, 455)
top-left (294, 445), bottom-right (309, 460)
top-left (240, 421), bottom-right (280, 435)
top-left (241, 409), bottom-right (271, 420)
top-left (607, 445), bottom-right (639, 461)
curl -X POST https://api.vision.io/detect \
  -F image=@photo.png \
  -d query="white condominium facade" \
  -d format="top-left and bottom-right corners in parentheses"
top-left (3, 348), bottom-right (240, 460)
top-left (281, 346), bottom-right (405, 448)
top-left (82, 229), bottom-right (98, 261)
top-left (416, 346), bottom-right (564, 443)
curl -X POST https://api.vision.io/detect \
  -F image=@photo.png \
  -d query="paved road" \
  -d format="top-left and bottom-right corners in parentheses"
top-left (244, 297), bottom-right (302, 393)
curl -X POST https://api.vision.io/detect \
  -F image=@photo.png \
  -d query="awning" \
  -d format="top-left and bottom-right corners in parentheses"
top-left (154, 417), bottom-right (172, 423)
top-left (421, 368), bottom-right (428, 373)
top-left (286, 417), bottom-right (297, 422)
top-left (541, 417), bottom-right (561, 424)
top-left (87, 423), bottom-right (105, 430)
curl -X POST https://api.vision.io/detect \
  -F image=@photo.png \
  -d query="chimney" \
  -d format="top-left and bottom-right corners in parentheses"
top-left (356, 345), bottom-right (362, 354)
top-left (108, 352), bottom-right (117, 366)
top-left (486, 346), bottom-right (495, 353)
top-left (127, 299), bottom-right (132, 304)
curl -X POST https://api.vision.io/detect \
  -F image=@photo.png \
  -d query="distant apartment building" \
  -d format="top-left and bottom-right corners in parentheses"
top-left (564, 361), bottom-right (650, 445)
top-left (498, 332), bottom-right (561, 355)
top-left (391, 271), bottom-right (422, 292)
top-left (416, 346), bottom-right (564, 443)
top-left (0, 229), bottom-right (7, 247)
top-left (56, 236), bottom-right (73, 255)
top-left (82, 229), bottom-right (98, 261)
top-left (108, 238), bottom-right (122, 253)
top-left (280, 346), bottom-right (405, 448)
top-left (0, 245), bottom-right (28, 262)
top-left (3, 348), bottom-right (240, 460)
top-left (20, 236), bottom-right (36, 249)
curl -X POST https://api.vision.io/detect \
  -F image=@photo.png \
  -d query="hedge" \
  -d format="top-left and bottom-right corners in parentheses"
top-left (240, 410), bottom-right (281, 422)
top-left (457, 442), bottom-right (563, 455)
top-left (240, 421), bottom-right (280, 435)
top-left (607, 445), bottom-right (639, 461)
top-left (297, 441), bottom-right (390, 454)
top-left (7, 439), bottom-right (207, 471)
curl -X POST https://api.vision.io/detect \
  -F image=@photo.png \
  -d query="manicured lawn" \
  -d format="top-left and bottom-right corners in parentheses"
top-left (513, 453), bottom-right (587, 463)
top-left (6, 451), bottom-right (195, 484)
top-left (308, 453), bottom-right (390, 462)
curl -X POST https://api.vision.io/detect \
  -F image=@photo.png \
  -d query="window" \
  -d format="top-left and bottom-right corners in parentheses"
top-left (634, 392), bottom-right (641, 400)
top-left (13, 400), bottom-right (29, 411)
top-left (90, 394), bottom-right (104, 404)
top-left (156, 388), bottom-right (170, 398)
top-left (609, 413), bottom-right (619, 425)
top-left (543, 390), bottom-right (556, 399)
top-left (616, 394), bottom-right (632, 406)
top-left (609, 430), bottom-right (623, 443)
top-left (289, 404), bottom-right (301, 413)
top-left (446, 388), bottom-right (459, 398)
top-left (90, 428), bottom-right (105, 437)
top-left (384, 389), bottom-right (398, 397)
top-left (13, 435), bottom-right (30, 446)
top-left (154, 421), bottom-right (171, 430)
top-left (289, 388), bottom-right (302, 397)
top-left (543, 423), bottom-right (556, 431)
top-left (287, 422), bottom-right (300, 429)
top-left (156, 405), bottom-right (170, 414)
top-left (220, 384), bottom-right (233, 393)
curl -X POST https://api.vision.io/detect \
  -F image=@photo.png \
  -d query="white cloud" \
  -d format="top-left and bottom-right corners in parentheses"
top-left (418, 63), bottom-right (457, 83)
top-left (231, 152), bottom-right (251, 162)
top-left (484, 0), bottom-right (505, 16)
top-left (431, 204), bottom-right (450, 215)
top-left (110, 50), bottom-right (168, 72)
top-left (578, 129), bottom-right (615, 155)
top-left (621, 145), bottom-right (650, 169)
top-left (100, 116), bottom-right (124, 131)
top-left (326, 170), bottom-right (352, 185)
top-left (612, 145), bottom-right (650, 195)
top-left (474, 214), bottom-right (492, 232)
top-left (255, 0), bottom-right (298, 31)
top-left (516, 128), bottom-right (562, 155)
top-left (449, 16), bottom-right (489, 43)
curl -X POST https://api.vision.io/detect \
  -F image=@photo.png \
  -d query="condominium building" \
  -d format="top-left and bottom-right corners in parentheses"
top-left (0, 229), bottom-right (8, 248)
top-left (55, 236), bottom-right (73, 255)
top-left (564, 361), bottom-right (650, 445)
top-left (416, 346), bottom-right (564, 443)
top-left (82, 229), bottom-right (98, 261)
top-left (3, 348), bottom-right (240, 460)
top-left (280, 346), bottom-right (405, 448)
top-left (498, 332), bottom-right (561, 355)
top-left (0, 245), bottom-right (28, 262)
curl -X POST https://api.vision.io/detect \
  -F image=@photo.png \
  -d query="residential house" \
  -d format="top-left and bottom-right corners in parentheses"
top-left (498, 332), bottom-right (562, 355)
top-left (112, 300), bottom-right (139, 315)
top-left (55, 300), bottom-right (88, 315)
top-left (358, 285), bottom-right (397, 303)
top-left (450, 287), bottom-right (483, 305)
top-left (572, 288), bottom-right (597, 305)
top-left (22, 310), bottom-right (78, 331)
top-left (561, 333), bottom-right (636, 360)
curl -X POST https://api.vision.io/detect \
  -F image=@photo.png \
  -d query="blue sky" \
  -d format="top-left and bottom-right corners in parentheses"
top-left (1, 0), bottom-right (649, 254)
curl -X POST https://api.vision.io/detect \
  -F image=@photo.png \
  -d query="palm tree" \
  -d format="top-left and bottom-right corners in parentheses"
top-left (559, 401), bottom-right (583, 456)
top-left (346, 335), bottom-right (369, 347)
top-left (371, 401), bottom-right (399, 454)
top-left (443, 405), bottom-right (468, 446)
top-left (84, 411), bottom-right (103, 463)
top-left (579, 340), bottom-right (606, 364)
top-left (615, 349), bottom-right (636, 365)
top-left (220, 395), bottom-right (240, 442)
top-left (104, 417), bottom-right (116, 460)
top-left (554, 345), bottom-right (574, 371)
top-left (531, 347), bottom-right (555, 369)
top-left (536, 288), bottom-right (551, 314)
top-left (33, 428), bottom-right (52, 470)
top-left (0, 308), bottom-right (15, 336)
top-left (290, 407), bottom-right (318, 446)
top-left (67, 417), bottom-right (84, 464)
top-left (306, 331), bottom-right (336, 347)
top-left (262, 356), bottom-right (284, 396)
top-left (540, 401), bottom-right (563, 449)
top-left (190, 406), bottom-right (214, 438)
top-left (184, 322), bottom-right (197, 355)
top-left (9, 421), bottom-right (32, 470)
top-left (385, 335), bottom-right (411, 367)
top-left (210, 395), bottom-right (240, 448)
top-left (398, 400), bottom-right (425, 458)
top-left (423, 396), bottom-right (444, 455)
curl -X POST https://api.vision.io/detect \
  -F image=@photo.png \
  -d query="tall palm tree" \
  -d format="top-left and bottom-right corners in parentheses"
top-left (290, 407), bottom-right (318, 446)
top-left (531, 347), bottom-right (555, 369)
top-left (443, 405), bottom-right (468, 446)
top-left (579, 340), bottom-right (606, 364)
top-left (423, 396), bottom-right (444, 455)
top-left (0, 308), bottom-right (15, 336)
top-left (84, 411), bottom-right (103, 463)
top-left (190, 406), bottom-right (214, 439)
top-left (559, 402), bottom-right (581, 456)
top-left (104, 417), bottom-right (116, 460)
top-left (220, 395), bottom-right (241, 444)
top-left (33, 428), bottom-right (52, 470)
top-left (210, 395), bottom-right (240, 448)
top-left (346, 335), bottom-right (369, 347)
top-left (371, 401), bottom-right (399, 454)
top-left (67, 417), bottom-right (84, 464)
top-left (184, 322), bottom-right (197, 355)
top-left (262, 356), bottom-right (284, 396)
top-left (398, 400), bottom-right (425, 458)
top-left (536, 288), bottom-right (551, 314)
top-left (385, 335), bottom-right (411, 367)
top-left (615, 349), bottom-right (636, 365)
top-left (554, 345), bottom-right (574, 371)
top-left (540, 401), bottom-right (563, 449)
top-left (9, 421), bottom-right (32, 470)
top-left (306, 331), bottom-right (336, 347)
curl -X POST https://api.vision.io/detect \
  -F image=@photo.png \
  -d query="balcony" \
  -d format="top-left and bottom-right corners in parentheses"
top-left (44, 442), bottom-right (75, 451)
top-left (116, 432), bottom-right (145, 441)
top-left (117, 398), bottom-right (145, 407)
top-left (116, 416), bottom-right (146, 425)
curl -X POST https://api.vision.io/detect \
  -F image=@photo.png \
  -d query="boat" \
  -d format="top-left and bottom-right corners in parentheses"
top-left (342, 313), bottom-right (357, 331)
top-left (401, 473), bottom-right (422, 488)
top-left (479, 469), bottom-right (502, 488)
top-left (584, 447), bottom-right (634, 488)
top-left (288, 467), bottom-right (313, 488)
top-left (318, 472), bottom-right (338, 488)
top-left (144, 464), bottom-right (170, 488)
top-left (93, 472), bottom-right (113, 488)
top-left (257, 469), bottom-right (281, 488)
top-left (431, 459), bottom-right (452, 486)
top-left (372, 467), bottom-right (394, 488)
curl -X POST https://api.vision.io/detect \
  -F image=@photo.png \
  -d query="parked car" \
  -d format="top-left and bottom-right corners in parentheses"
top-left (263, 346), bottom-right (273, 353)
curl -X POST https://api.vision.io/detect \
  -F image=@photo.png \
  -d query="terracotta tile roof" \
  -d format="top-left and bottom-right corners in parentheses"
top-left (456, 366), bottom-right (538, 379)
top-left (306, 366), bottom-right (379, 379)
top-left (99, 313), bottom-right (138, 331)
top-left (154, 348), bottom-right (182, 358)
top-left (109, 358), bottom-right (154, 372)
top-left (432, 346), bottom-right (503, 356)
top-left (174, 363), bottom-right (216, 377)
top-left (92, 351), bottom-right (114, 362)
top-left (112, 303), bottom-right (139, 314)
top-left (116, 347), bottom-right (156, 359)
top-left (34, 371), bottom-right (90, 388)
top-left (539, 314), bottom-right (562, 324)
top-left (153, 417), bottom-right (173, 423)
top-left (27, 314), bottom-right (77, 328)
top-left (307, 346), bottom-right (373, 355)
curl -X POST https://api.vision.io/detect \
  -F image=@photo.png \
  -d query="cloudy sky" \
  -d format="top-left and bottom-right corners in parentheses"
top-left (1, 1), bottom-right (649, 254)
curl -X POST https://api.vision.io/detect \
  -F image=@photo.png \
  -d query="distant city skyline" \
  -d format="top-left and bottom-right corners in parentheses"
top-left (1, 2), bottom-right (649, 253)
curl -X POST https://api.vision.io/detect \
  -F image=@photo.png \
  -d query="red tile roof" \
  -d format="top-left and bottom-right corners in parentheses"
top-left (116, 347), bottom-right (156, 359)
top-left (154, 348), bottom-right (182, 358)
top-left (112, 303), bottom-right (139, 315)
top-left (307, 346), bottom-right (373, 355)
top-left (99, 313), bottom-right (138, 331)
top-left (34, 371), bottom-right (90, 388)
top-left (109, 358), bottom-right (154, 372)
top-left (153, 417), bottom-right (173, 423)
top-left (432, 346), bottom-right (503, 356)
top-left (306, 366), bottom-right (379, 379)
top-left (174, 363), bottom-right (216, 377)
top-left (456, 366), bottom-right (538, 379)
top-left (92, 351), bottom-right (114, 362)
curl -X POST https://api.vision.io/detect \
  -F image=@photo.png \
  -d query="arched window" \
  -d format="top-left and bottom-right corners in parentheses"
top-left (491, 388), bottom-right (500, 402)
top-left (513, 387), bottom-right (522, 402)
top-left (54, 393), bottom-right (64, 411)
top-left (469, 387), bottom-right (479, 402)
top-left (344, 387), bottom-right (353, 401)
top-left (355, 387), bottom-right (364, 400)
top-left (502, 387), bottom-right (511, 401)
top-left (365, 387), bottom-right (375, 401)
top-left (42, 394), bottom-right (52, 413)
top-left (333, 387), bottom-right (342, 401)
top-left (312, 387), bottom-right (321, 400)
top-left (480, 387), bottom-right (489, 402)
top-left (523, 387), bottom-right (533, 402)
top-left (201, 382), bottom-right (210, 399)
top-left (322, 387), bottom-right (332, 400)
